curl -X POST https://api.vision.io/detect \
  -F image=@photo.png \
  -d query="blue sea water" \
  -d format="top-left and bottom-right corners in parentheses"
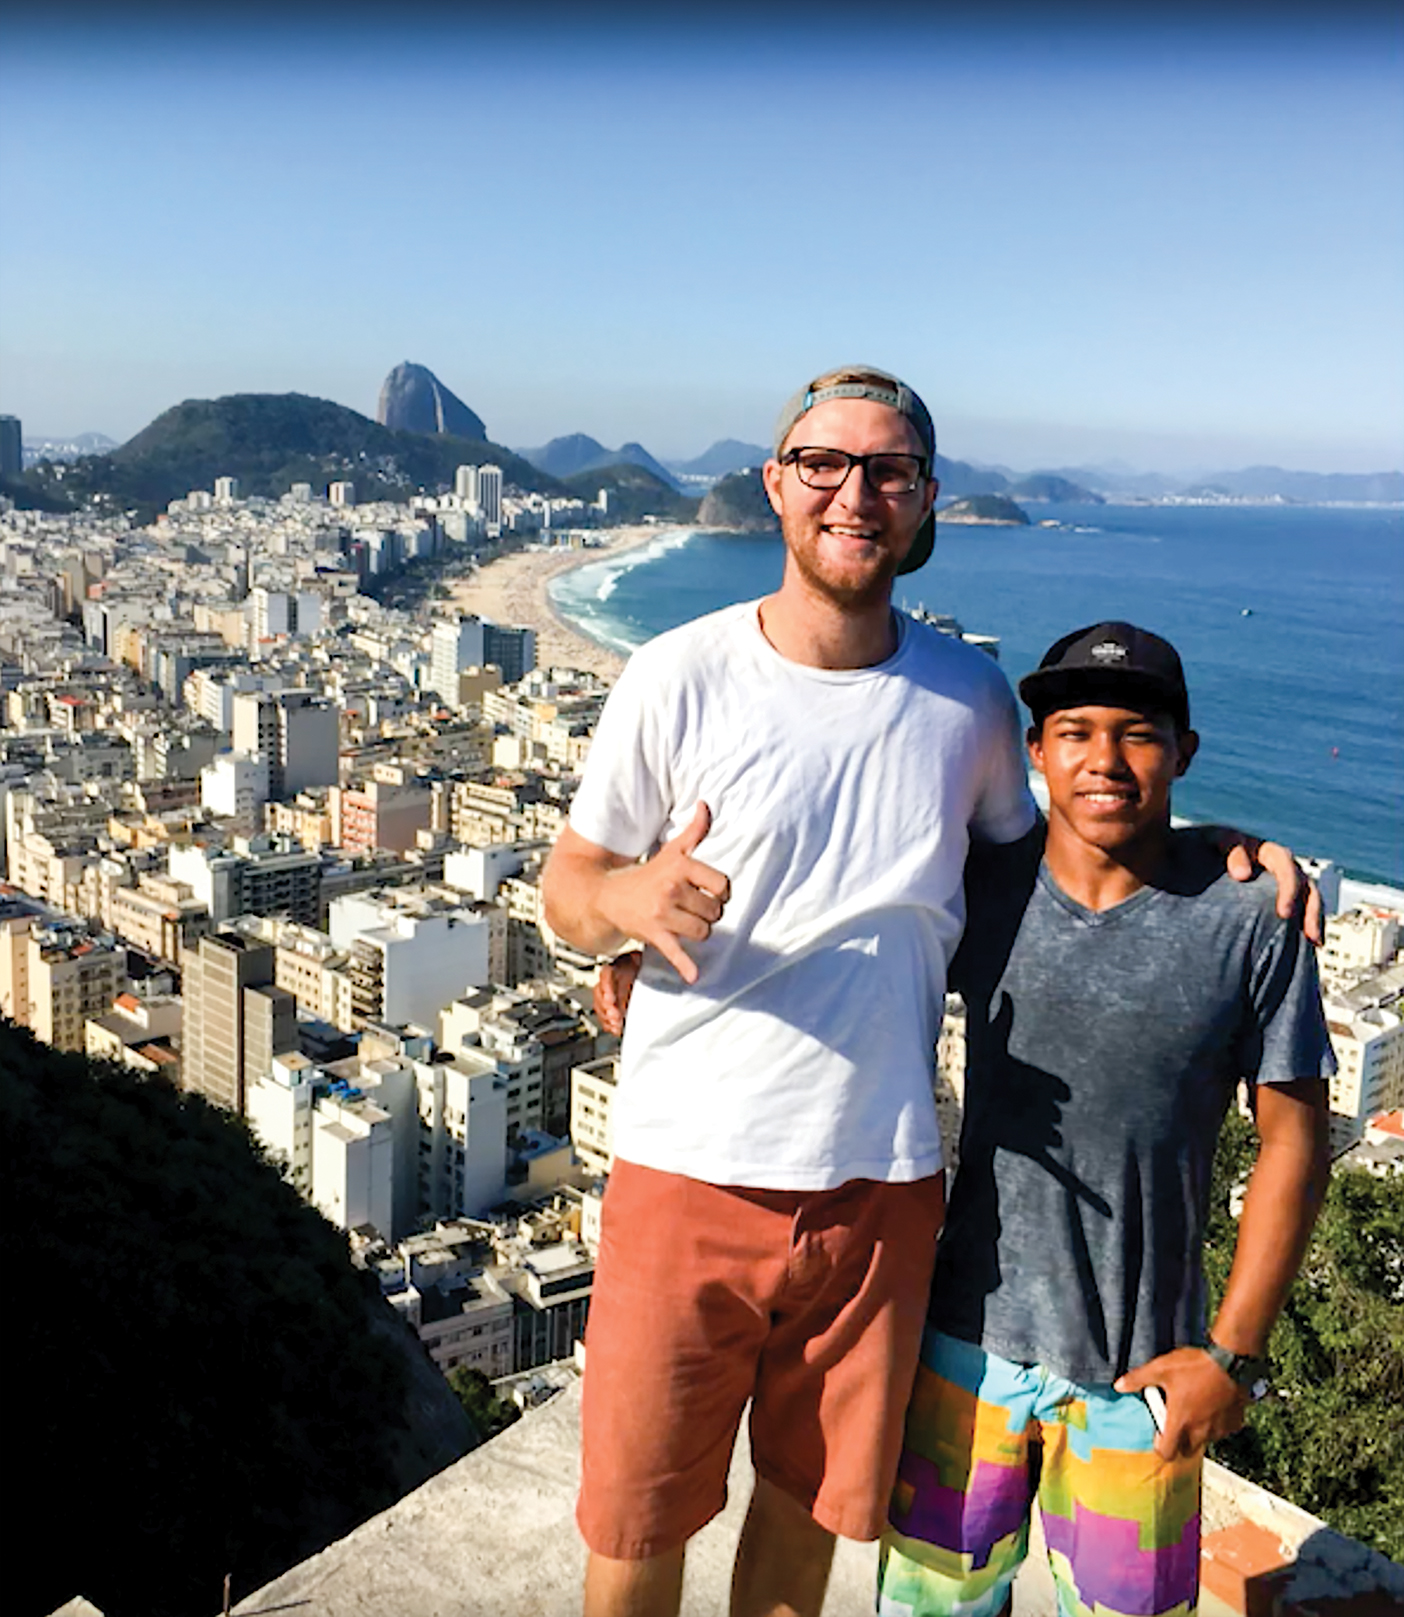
top-left (550, 505), bottom-right (1404, 884)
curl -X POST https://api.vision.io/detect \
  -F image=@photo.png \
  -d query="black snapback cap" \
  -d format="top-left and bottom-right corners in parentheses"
top-left (1018, 621), bottom-right (1191, 729)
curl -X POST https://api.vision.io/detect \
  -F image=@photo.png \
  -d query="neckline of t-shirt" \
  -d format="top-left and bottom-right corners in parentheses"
top-left (1036, 861), bottom-right (1161, 925)
top-left (743, 600), bottom-right (911, 682)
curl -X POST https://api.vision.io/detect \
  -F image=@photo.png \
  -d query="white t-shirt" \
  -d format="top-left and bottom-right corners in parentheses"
top-left (568, 601), bottom-right (1036, 1190)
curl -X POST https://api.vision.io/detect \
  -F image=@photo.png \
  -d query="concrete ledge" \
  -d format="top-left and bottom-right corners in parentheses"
top-left (1200, 1462), bottom-right (1404, 1617)
top-left (241, 1380), bottom-right (1403, 1617)
top-left (234, 1379), bottom-right (1055, 1617)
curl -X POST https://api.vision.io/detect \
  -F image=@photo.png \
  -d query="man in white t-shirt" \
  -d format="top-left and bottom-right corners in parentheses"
top-left (543, 365), bottom-right (1037, 1617)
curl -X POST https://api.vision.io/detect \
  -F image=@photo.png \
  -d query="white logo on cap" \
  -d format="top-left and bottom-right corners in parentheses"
top-left (1090, 640), bottom-right (1128, 663)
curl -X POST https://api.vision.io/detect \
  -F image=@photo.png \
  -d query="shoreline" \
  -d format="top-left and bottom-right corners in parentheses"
top-left (443, 525), bottom-right (674, 680)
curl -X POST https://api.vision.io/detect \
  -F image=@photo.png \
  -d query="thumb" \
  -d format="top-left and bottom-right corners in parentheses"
top-left (672, 801), bottom-right (712, 855)
top-left (1114, 1363), bottom-right (1153, 1394)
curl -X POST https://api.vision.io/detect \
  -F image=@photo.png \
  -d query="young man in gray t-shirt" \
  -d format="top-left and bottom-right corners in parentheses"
top-left (879, 621), bottom-right (1333, 1617)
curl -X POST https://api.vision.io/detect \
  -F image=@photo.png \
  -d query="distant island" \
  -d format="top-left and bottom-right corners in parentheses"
top-left (938, 494), bottom-right (1031, 526)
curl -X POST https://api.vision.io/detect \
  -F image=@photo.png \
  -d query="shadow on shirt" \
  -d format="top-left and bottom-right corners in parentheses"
top-left (940, 990), bottom-right (1116, 1355)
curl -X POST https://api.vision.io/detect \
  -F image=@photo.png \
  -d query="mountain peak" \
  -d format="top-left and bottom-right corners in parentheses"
top-left (377, 362), bottom-right (487, 442)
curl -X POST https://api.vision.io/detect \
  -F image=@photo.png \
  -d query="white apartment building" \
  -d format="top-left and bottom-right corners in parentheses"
top-left (1324, 963), bottom-right (1404, 1156)
top-left (201, 750), bottom-right (270, 822)
top-left (224, 913), bottom-right (354, 1030)
top-left (408, 1269), bottom-right (516, 1377)
top-left (475, 465), bottom-right (503, 532)
top-left (0, 916), bottom-right (126, 1053)
top-left (430, 616), bottom-right (487, 704)
top-left (442, 841), bottom-right (536, 903)
top-left (329, 886), bottom-right (491, 1030)
top-left (1321, 906), bottom-right (1401, 985)
top-left (231, 688), bottom-right (339, 801)
top-left (439, 997), bottom-right (548, 1141)
top-left (169, 835), bottom-right (320, 928)
top-left (570, 1056), bottom-right (618, 1179)
top-left (248, 1051), bottom-right (419, 1241)
top-left (249, 1035), bottom-right (510, 1239)
top-left (249, 587), bottom-right (323, 651)
top-left (184, 667), bottom-right (283, 733)
top-left (414, 1047), bottom-right (509, 1220)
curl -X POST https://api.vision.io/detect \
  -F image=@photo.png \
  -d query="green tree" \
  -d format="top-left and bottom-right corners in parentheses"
top-left (447, 1364), bottom-right (522, 1440)
top-left (1, 1020), bottom-right (429, 1617)
top-left (1205, 1109), bottom-right (1404, 1557)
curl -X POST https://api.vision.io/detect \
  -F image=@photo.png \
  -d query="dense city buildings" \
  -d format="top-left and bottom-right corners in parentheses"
top-left (1, 471), bottom-right (1400, 1448)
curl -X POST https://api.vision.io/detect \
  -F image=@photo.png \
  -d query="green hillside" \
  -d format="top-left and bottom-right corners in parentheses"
top-left (21, 392), bottom-right (563, 520)
top-left (2, 1020), bottom-right (474, 1617)
top-left (563, 461), bottom-right (698, 525)
top-left (696, 466), bottom-right (778, 531)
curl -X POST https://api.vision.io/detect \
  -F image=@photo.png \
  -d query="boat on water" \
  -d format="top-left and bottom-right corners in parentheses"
top-left (903, 604), bottom-right (1001, 661)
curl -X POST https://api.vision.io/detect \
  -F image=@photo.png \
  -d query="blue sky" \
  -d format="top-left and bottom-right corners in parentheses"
top-left (2, 5), bottom-right (1401, 474)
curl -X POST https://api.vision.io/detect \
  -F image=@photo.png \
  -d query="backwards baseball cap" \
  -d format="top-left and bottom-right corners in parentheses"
top-left (1018, 621), bottom-right (1192, 730)
top-left (773, 364), bottom-right (937, 460)
top-left (774, 364), bottom-right (938, 577)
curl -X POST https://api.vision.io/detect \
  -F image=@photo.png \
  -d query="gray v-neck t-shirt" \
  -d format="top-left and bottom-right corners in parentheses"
top-left (934, 833), bottom-right (1334, 1384)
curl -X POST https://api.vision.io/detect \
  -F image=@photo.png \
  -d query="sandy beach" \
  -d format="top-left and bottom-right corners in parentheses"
top-left (443, 525), bottom-right (668, 680)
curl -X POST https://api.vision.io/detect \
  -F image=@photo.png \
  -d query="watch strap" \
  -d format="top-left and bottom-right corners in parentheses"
top-left (1204, 1339), bottom-right (1271, 1399)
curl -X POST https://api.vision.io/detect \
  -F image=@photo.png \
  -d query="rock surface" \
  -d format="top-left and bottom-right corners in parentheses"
top-left (378, 362), bottom-right (487, 440)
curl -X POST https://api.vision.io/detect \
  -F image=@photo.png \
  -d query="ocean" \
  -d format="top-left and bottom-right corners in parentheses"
top-left (549, 504), bottom-right (1404, 885)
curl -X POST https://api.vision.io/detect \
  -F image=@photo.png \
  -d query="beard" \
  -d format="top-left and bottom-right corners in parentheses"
top-left (779, 508), bottom-right (907, 613)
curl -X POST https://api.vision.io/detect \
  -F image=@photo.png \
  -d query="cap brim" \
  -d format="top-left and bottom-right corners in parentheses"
top-left (1018, 667), bottom-right (1188, 725)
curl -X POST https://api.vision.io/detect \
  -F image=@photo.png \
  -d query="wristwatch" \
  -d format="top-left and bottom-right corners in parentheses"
top-left (1204, 1339), bottom-right (1272, 1401)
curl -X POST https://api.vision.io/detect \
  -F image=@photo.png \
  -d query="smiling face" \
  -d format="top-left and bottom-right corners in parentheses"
top-left (762, 397), bottom-right (936, 611)
top-left (1029, 703), bottom-right (1199, 859)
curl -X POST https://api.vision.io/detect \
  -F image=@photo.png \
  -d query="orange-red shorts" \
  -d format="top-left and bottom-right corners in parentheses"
top-left (577, 1159), bottom-right (945, 1560)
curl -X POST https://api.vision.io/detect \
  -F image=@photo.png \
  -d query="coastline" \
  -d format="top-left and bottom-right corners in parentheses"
top-left (443, 525), bottom-right (668, 680)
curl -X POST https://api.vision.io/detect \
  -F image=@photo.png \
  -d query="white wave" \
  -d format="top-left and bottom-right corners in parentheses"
top-left (549, 528), bottom-right (701, 650)
top-left (554, 529), bottom-right (700, 602)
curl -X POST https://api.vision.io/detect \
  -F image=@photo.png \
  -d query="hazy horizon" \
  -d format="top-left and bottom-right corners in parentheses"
top-left (2, 3), bottom-right (1401, 478)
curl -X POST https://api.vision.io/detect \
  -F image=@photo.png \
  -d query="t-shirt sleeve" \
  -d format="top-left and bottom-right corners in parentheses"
top-left (971, 672), bottom-right (1038, 846)
top-left (566, 651), bottom-right (673, 858)
top-left (1239, 909), bottom-right (1337, 1086)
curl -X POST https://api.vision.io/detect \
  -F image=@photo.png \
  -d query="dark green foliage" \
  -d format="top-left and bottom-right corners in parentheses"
top-left (1205, 1109), bottom-right (1404, 1557)
top-left (1, 1020), bottom-right (414, 1617)
top-left (696, 466), bottom-right (778, 531)
top-left (21, 392), bottom-right (562, 522)
top-left (561, 461), bottom-right (699, 525)
top-left (446, 1364), bottom-right (522, 1441)
top-left (0, 470), bottom-right (76, 512)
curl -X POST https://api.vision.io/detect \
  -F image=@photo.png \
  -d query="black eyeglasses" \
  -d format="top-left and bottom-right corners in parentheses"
top-left (780, 447), bottom-right (930, 495)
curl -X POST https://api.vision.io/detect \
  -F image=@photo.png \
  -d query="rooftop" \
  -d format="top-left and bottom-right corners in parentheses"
top-left (218, 1374), bottom-right (1401, 1617)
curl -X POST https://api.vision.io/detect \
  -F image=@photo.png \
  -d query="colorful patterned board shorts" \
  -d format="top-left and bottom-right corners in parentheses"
top-left (879, 1329), bottom-right (1202, 1617)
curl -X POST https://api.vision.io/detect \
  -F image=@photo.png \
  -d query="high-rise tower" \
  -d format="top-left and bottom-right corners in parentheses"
top-left (183, 931), bottom-right (296, 1113)
top-left (0, 415), bottom-right (21, 481)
